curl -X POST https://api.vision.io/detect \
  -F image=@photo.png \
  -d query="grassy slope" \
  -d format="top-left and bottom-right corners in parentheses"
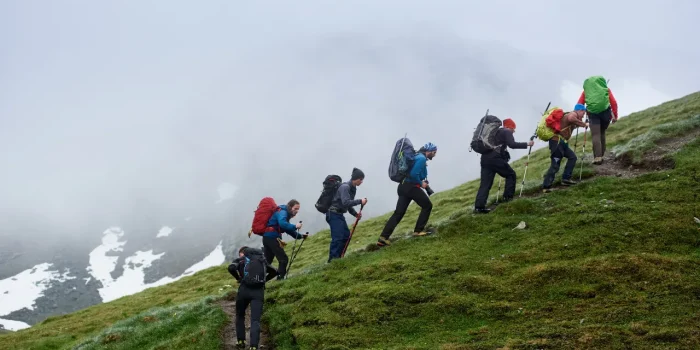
top-left (0, 92), bottom-right (698, 350)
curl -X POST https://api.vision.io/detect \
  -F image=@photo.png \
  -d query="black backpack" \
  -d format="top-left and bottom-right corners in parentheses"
top-left (240, 248), bottom-right (267, 287)
top-left (388, 136), bottom-right (416, 183)
top-left (314, 175), bottom-right (342, 214)
top-left (469, 113), bottom-right (502, 154)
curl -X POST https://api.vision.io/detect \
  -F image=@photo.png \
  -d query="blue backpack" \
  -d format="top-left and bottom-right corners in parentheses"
top-left (388, 135), bottom-right (416, 183)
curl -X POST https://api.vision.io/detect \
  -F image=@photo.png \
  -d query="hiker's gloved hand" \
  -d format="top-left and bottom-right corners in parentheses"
top-left (301, 233), bottom-right (309, 239)
top-left (355, 212), bottom-right (362, 220)
top-left (421, 181), bottom-right (429, 189)
top-left (295, 222), bottom-right (303, 230)
top-left (527, 141), bottom-right (535, 147)
top-left (361, 198), bottom-right (368, 206)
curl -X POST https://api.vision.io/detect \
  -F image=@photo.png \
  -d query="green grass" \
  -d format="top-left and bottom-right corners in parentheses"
top-left (1, 91), bottom-right (699, 350)
top-left (0, 266), bottom-right (234, 349)
top-left (72, 296), bottom-right (227, 350)
top-left (612, 114), bottom-right (700, 164)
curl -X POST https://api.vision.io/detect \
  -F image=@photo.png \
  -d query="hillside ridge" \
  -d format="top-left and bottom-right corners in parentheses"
top-left (1, 91), bottom-right (699, 350)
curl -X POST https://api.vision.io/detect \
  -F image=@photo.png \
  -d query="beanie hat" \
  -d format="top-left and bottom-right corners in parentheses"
top-left (351, 167), bottom-right (365, 180)
top-left (574, 103), bottom-right (587, 111)
top-left (503, 118), bottom-right (516, 130)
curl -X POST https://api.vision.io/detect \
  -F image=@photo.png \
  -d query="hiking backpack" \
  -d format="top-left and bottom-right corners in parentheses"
top-left (240, 248), bottom-right (267, 287)
top-left (582, 76), bottom-right (610, 114)
top-left (535, 107), bottom-right (565, 141)
top-left (388, 136), bottom-right (416, 182)
top-left (469, 115), bottom-right (502, 154)
top-left (250, 197), bottom-right (280, 236)
top-left (315, 175), bottom-right (342, 214)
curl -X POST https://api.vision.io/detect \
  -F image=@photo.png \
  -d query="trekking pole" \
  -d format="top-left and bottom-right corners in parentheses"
top-left (289, 220), bottom-right (301, 262)
top-left (519, 102), bottom-right (551, 197)
top-left (286, 231), bottom-right (308, 278)
top-left (579, 120), bottom-right (589, 181)
top-left (341, 203), bottom-right (364, 258)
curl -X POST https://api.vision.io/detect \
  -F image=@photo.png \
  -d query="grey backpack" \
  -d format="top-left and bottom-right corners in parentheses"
top-left (469, 114), bottom-right (502, 154)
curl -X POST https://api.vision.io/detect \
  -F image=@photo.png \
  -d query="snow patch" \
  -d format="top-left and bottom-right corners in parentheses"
top-left (0, 263), bottom-right (75, 317)
top-left (216, 182), bottom-right (238, 203)
top-left (94, 249), bottom-right (168, 303)
top-left (182, 241), bottom-right (226, 276)
top-left (156, 226), bottom-right (173, 238)
top-left (86, 227), bottom-right (226, 302)
top-left (0, 318), bottom-right (31, 331)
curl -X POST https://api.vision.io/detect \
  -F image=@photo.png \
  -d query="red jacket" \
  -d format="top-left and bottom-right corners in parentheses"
top-left (577, 89), bottom-right (618, 120)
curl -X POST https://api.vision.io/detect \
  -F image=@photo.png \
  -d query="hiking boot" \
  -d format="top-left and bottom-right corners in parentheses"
top-left (250, 347), bottom-right (258, 350)
top-left (542, 188), bottom-right (553, 193)
top-left (236, 340), bottom-right (246, 349)
top-left (593, 157), bottom-right (604, 165)
top-left (562, 179), bottom-right (578, 186)
top-left (377, 237), bottom-right (391, 247)
top-left (473, 207), bottom-right (491, 214)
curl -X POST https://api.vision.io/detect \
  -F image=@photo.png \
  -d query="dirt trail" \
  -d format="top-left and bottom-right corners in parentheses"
top-left (220, 291), bottom-right (273, 350)
top-left (595, 128), bottom-right (700, 178)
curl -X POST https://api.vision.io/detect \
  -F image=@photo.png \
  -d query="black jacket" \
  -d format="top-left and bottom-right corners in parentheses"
top-left (228, 256), bottom-right (278, 285)
top-left (482, 128), bottom-right (528, 161)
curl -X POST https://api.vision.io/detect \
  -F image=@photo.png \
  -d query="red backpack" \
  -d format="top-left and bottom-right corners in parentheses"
top-left (545, 108), bottom-right (565, 134)
top-left (251, 197), bottom-right (280, 236)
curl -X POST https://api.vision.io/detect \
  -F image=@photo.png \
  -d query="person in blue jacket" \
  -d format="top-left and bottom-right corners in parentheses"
top-left (261, 199), bottom-right (308, 280)
top-left (377, 142), bottom-right (437, 246)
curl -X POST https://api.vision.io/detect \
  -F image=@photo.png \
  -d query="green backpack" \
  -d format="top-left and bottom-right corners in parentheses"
top-left (582, 76), bottom-right (610, 114)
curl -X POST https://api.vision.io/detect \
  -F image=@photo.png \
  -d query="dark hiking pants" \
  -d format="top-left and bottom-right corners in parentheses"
top-left (589, 107), bottom-right (612, 158)
top-left (236, 284), bottom-right (264, 347)
top-left (262, 236), bottom-right (288, 280)
top-left (543, 139), bottom-right (577, 189)
top-left (380, 182), bottom-right (433, 239)
top-left (326, 212), bottom-right (350, 262)
top-left (474, 157), bottom-right (517, 209)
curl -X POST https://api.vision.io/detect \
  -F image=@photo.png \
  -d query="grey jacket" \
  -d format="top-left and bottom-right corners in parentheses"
top-left (329, 182), bottom-right (362, 217)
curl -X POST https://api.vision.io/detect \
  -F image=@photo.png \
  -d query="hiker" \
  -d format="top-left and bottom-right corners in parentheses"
top-left (577, 75), bottom-right (619, 165)
top-left (542, 104), bottom-right (589, 192)
top-left (473, 118), bottom-right (533, 213)
top-left (326, 167), bottom-right (367, 262)
top-left (261, 199), bottom-right (308, 280)
top-left (378, 143), bottom-right (437, 246)
top-left (228, 246), bottom-right (278, 350)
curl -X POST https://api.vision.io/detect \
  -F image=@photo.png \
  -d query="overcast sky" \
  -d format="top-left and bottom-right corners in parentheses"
top-left (1, 1), bottom-right (698, 238)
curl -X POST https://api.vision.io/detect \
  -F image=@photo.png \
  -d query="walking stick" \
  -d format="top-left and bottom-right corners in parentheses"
top-left (520, 102), bottom-right (551, 197)
top-left (341, 203), bottom-right (364, 258)
top-left (579, 120), bottom-right (589, 181)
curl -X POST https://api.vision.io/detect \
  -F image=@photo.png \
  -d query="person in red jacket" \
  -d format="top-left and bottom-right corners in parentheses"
top-left (577, 76), bottom-right (619, 164)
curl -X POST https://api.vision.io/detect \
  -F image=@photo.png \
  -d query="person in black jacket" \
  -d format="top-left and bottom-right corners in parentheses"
top-left (228, 246), bottom-right (278, 350)
top-left (473, 118), bottom-right (533, 213)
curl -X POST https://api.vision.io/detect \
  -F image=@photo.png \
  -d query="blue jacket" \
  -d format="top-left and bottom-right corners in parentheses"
top-left (262, 205), bottom-right (303, 240)
top-left (405, 153), bottom-right (427, 184)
